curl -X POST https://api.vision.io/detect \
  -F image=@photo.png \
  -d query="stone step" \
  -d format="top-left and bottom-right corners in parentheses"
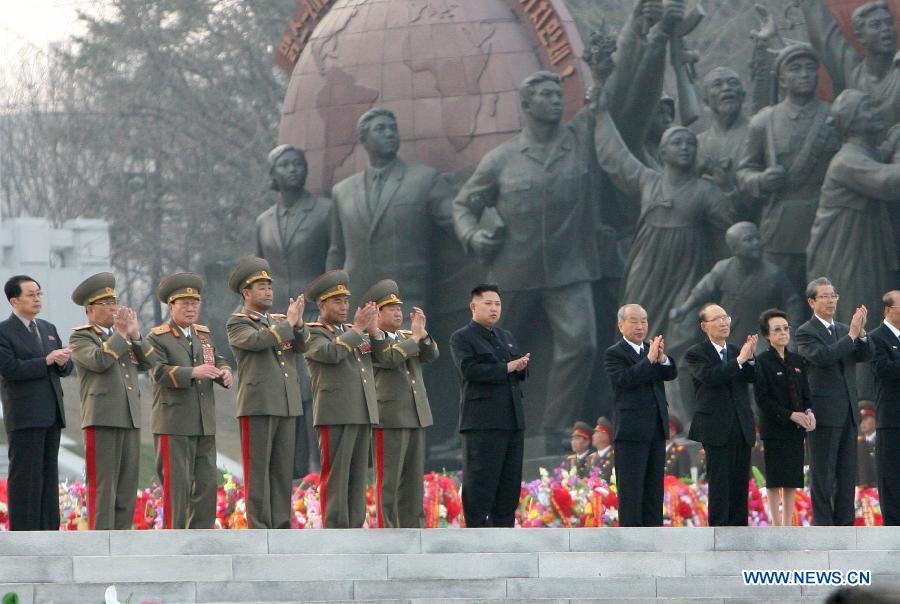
top-left (1, 528), bottom-right (898, 603)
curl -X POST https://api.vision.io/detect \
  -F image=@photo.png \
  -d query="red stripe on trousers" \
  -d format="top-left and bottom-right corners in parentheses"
top-left (159, 434), bottom-right (173, 529)
top-left (319, 426), bottom-right (330, 528)
top-left (374, 428), bottom-right (385, 528)
top-left (85, 427), bottom-right (97, 530)
top-left (239, 417), bottom-right (252, 529)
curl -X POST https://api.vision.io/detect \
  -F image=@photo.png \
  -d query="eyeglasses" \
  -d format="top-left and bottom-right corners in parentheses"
top-left (703, 315), bottom-right (731, 324)
top-left (769, 325), bottom-right (791, 333)
top-left (816, 294), bottom-right (840, 300)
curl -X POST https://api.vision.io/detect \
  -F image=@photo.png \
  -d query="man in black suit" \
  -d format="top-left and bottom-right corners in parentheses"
top-left (795, 277), bottom-right (872, 526)
top-left (687, 303), bottom-right (757, 526)
top-left (0, 275), bottom-right (74, 530)
top-left (870, 290), bottom-right (900, 525)
top-left (604, 303), bottom-right (677, 526)
top-left (450, 284), bottom-right (529, 527)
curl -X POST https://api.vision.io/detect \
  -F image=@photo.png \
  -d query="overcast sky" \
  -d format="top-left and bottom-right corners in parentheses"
top-left (0, 0), bottom-right (110, 75)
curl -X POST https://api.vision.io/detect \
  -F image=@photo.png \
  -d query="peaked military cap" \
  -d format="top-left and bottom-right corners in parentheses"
top-left (571, 421), bottom-right (592, 440)
top-left (594, 416), bottom-right (614, 437)
top-left (71, 272), bottom-right (117, 306)
top-left (360, 279), bottom-right (402, 309)
top-left (774, 43), bottom-right (819, 76)
top-left (157, 272), bottom-right (204, 304)
top-left (228, 256), bottom-right (272, 294)
top-left (305, 269), bottom-right (351, 303)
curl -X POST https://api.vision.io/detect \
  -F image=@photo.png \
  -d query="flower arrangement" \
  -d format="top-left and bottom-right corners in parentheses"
top-left (0, 470), bottom-right (885, 530)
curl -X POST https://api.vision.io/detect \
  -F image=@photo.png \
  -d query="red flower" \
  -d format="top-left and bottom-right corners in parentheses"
top-left (552, 486), bottom-right (573, 518)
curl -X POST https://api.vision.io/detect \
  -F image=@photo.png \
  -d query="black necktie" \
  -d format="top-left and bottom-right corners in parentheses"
top-left (638, 345), bottom-right (646, 357)
top-left (29, 320), bottom-right (41, 347)
top-left (828, 324), bottom-right (837, 342)
top-left (720, 348), bottom-right (728, 364)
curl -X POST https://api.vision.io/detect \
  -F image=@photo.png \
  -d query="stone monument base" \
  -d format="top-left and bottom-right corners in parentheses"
top-left (2, 527), bottom-right (899, 603)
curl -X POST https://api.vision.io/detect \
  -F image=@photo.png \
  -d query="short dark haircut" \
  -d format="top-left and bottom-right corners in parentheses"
top-left (4, 275), bottom-right (40, 301)
top-left (805, 277), bottom-right (834, 300)
top-left (471, 283), bottom-right (500, 299)
top-left (759, 308), bottom-right (788, 336)
top-left (698, 302), bottom-right (717, 322)
top-left (883, 290), bottom-right (900, 313)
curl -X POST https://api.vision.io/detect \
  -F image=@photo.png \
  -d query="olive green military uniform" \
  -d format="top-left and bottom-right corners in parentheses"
top-left (226, 256), bottom-right (308, 529)
top-left (70, 273), bottom-right (153, 530)
top-left (364, 279), bottom-right (438, 528)
top-left (664, 442), bottom-right (693, 479)
top-left (565, 421), bottom-right (594, 480)
top-left (304, 270), bottom-right (388, 528)
top-left (146, 273), bottom-right (230, 529)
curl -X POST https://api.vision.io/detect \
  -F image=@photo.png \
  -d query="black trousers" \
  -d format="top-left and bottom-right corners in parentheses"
top-left (615, 436), bottom-right (665, 527)
top-left (877, 427), bottom-right (900, 526)
top-left (462, 429), bottom-right (524, 527)
top-left (704, 420), bottom-right (751, 526)
top-left (808, 418), bottom-right (857, 526)
top-left (7, 425), bottom-right (61, 530)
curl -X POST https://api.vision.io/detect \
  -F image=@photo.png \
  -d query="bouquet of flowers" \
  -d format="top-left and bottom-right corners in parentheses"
top-left (663, 475), bottom-right (707, 527)
top-left (516, 466), bottom-right (618, 527)
top-left (58, 480), bottom-right (89, 530)
top-left (423, 471), bottom-right (465, 528)
top-left (291, 473), bottom-right (322, 529)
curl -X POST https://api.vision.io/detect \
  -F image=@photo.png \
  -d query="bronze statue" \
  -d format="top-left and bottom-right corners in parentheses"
top-left (801, 0), bottom-right (900, 277)
top-left (255, 144), bottom-right (331, 476)
top-left (326, 108), bottom-right (452, 309)
top-left (736, 44), bottom-right (840, 297)
top-left (670, 221), bottom-right (805, 348)
top-left (807, 89), bottom-right (899, 326)
top-left (452, 70), bottom-right (603, 445)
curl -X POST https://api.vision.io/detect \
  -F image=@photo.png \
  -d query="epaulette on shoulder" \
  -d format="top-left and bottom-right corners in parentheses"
top-left (858, 435), bottom-right (865, 441)
top-left (270, 313), bottom-right (287, 319)
top-left (676, 445), bottom-right (685, 451)
top-left (307, 322), bottom-right (335, 333)
top-left (231, 312), bottom-right (260, 321)
top-left (72, 324), bottom-right (96, 332)
top-left (398, 329), bottom-right (412, 336)
top-left (566, 454), bottom-right (576, 460)
top-left (151, 324), bottom-right (171, 335)
top-left (193, 324), bottom-right (210, 333)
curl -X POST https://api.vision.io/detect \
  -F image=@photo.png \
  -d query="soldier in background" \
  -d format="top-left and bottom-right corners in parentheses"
top-left (364, 279), bottom-right (438, 528)
top-left (70, 272), bottom-right (153, 529)
top-left (664, 416), bottom-right (692, 480)
top-left (858, 401), bottom-right (878, 488)
top-left (304, 270), bottom-right (387, 528)
top-left (566, 421), bottom-right (595, 479)
top-left (226, 256), bottom-right (307, 529)
top-left (591, 417), bottom-right (615, 483)
top-left (147, 273), bottom-right (232, 529)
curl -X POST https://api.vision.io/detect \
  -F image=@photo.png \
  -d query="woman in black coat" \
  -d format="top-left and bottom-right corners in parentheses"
top-left (754, 308), bottom-right (816, 526)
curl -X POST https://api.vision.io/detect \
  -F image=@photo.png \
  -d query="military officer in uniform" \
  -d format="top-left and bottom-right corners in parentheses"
top-left (70, 273), bottom-right (153, 529)
top-left (226, 256), bottom-right (308, 529)
top-left (858, 401), bottom-right (878, 488)
top-left (664, 418), bottom-right (693, 480)
top-left (362, 279), bottom-right (438, 528)
top-left (304, 270), bottom-right (388, 528)
top-left (566, 421), bottom-right (594, 479)
top-left (591, 417), bottom-right (615, 483)
top-left (146, 273), bottom-right (232, 529)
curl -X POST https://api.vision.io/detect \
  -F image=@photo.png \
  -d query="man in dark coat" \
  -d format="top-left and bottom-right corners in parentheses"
top-left (795, 277), bottom-right (872, 526)
top-left (870, 290), bottom-right (900, 524)
top-left (450, 284), bottom-right (529, 527)
top-left (0, 275), bottom-right (74, 530)
top-left (605, 303), bottom-right (677, 526)
top-left (687, 303), bottom-right (757, 526)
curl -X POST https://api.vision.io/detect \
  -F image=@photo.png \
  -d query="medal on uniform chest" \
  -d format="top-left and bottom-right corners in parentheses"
top-left (128, 348), bottom-right (139, 365)
top-left (202, 344), bottom-right (216, 365)
top-left (281, 340), bottom-right (294, 351)
top-left (358, 341), bottom-right (372, 354)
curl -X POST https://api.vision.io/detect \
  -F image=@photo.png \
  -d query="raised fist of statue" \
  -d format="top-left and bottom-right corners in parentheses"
top-left (471, 229), bottom-right (504, 262)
